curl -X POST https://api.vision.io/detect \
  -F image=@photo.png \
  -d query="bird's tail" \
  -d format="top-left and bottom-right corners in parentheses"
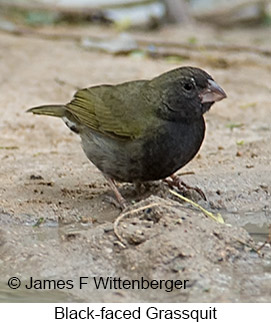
top-left (26, 105), bottom-right (66, 118)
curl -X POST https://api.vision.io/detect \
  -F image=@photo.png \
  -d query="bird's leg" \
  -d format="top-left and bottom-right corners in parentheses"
top-left (165, 174), bottom-right (207, 201)
top-left (105, 176), bottom-right (127, 210)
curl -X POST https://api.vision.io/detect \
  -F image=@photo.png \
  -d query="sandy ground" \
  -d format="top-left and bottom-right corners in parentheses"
top-left (0, 23), bottom-right (271, 302)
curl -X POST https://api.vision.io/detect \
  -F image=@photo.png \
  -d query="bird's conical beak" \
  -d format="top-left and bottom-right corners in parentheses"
top-left (200, 79), bottom-right (227, 103)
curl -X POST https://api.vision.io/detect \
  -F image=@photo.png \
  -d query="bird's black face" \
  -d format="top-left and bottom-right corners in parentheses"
top-left (154, 67), bottom-right (226, 122)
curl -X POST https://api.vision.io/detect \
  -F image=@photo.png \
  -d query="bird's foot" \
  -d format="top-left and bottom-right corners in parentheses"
top-left (103, 195), bottom-right (128, 210)
top-left (165, 174), bottom-right (207, 201)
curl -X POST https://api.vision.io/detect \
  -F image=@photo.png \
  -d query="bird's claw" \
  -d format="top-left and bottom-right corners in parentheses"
top-left (103, 195), bottom-right (128, 210)
top-left (165, 175), bottom-right (207, 201)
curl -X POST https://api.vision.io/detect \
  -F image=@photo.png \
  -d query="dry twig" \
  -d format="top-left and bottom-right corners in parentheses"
top-left (169, 189), bottom-right (224, 224)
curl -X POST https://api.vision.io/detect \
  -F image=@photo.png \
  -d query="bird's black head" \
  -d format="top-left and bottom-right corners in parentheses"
top-left (151, 66), bottom-right (227, 122)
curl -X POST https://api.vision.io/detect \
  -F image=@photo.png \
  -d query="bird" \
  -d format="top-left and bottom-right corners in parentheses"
top-left (27, 66), bottom-right (226, 208)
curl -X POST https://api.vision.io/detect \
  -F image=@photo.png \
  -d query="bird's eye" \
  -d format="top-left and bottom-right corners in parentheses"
top-left (183, 82), bottom-right (194, 91)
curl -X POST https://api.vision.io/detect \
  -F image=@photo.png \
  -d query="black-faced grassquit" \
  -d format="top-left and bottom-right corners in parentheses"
top-left (27, 66), bottom-right (226, 207)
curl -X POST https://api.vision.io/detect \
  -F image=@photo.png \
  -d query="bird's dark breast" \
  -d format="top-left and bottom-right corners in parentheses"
top-left (137, 118), bottom-right (205, 181)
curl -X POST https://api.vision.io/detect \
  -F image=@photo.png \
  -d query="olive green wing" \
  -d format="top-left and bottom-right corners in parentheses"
top-left (65, 81), bottom-right (150, 139)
